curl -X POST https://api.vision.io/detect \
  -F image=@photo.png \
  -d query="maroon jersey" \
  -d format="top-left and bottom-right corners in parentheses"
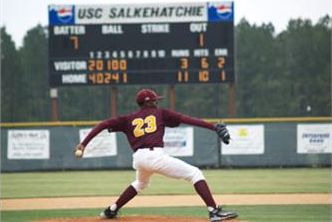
top-left (81, 107), bottom-right (215, 152)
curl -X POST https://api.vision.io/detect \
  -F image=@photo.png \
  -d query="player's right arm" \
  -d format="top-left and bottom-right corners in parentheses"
top-left (75, 117), bottom-right (126, 151)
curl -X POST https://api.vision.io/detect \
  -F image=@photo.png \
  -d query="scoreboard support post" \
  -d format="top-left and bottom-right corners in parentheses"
top-left (168, 85), bottom-right (176, 111)
top-left (50, 88), bottom-right (59, 121)
top-left (111, 87), bottom-right (118, 117)
top-left (228, 83), bottom-right (236, 117)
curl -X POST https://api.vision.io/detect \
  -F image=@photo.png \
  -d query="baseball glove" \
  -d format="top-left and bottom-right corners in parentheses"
top-left (215, 123), bottom-right (230, 144)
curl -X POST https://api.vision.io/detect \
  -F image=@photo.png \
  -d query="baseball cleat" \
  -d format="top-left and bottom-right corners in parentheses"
top-left (209, 206), bottom-right (238, 221)
top-left (100, 206), bottom-right (118, 219)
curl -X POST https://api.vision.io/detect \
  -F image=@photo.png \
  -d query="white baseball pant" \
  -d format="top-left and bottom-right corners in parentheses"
top-left (131, 148), bottom-right (205, 193)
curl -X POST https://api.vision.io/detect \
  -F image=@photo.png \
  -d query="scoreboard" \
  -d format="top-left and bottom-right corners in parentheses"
top-left (48, 2), bottom-right (234, 87)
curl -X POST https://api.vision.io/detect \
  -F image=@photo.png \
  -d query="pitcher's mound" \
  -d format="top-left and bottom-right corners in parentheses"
top-left (38, 215), bottom-right (241, 222)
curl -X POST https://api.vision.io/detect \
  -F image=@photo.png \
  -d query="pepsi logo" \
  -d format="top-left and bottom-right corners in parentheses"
top-left (217, 4), bottom-right (232, 16)
top-left (215, 3), bottom-right (232, 19)
top-left (208, 2), bottom-right (233, 21)
top-left (55, 6), bottom-right (74, 23)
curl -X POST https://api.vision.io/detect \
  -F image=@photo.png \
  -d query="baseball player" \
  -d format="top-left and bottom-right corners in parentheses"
top-left (75, 89), bottom-right (238, 221)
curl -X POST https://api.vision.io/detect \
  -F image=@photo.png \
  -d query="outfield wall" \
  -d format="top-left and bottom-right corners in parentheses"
top-left (1, 117), bottom-right (331, 172)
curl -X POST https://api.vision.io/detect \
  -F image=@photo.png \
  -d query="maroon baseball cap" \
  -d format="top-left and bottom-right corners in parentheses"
top-left (136, 89), bottom-right (163, 105)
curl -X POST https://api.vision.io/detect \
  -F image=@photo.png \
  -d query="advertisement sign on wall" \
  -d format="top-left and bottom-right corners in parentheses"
top-left (163, 127), bottom-right (194, 157)
top-left (7, 130), bottom-right (50, 159)
top-left (297, 124), bottom-right (332, 154)
top-left (221, 125), bottom-right (265, 155)
top-left (79, 129), bottom-right (117, 158)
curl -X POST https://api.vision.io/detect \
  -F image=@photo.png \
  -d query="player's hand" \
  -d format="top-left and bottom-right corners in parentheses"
top-left (215, 123), bottom-right (230, 144)
top-left (74, 143), bottom-right (85, 158)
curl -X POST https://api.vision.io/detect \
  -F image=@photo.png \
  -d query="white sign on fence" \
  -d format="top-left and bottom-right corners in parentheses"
top-left (79, 129), bottom-right (117, 158)
top-left (297, 124), bottom-right (332, 154)
top-left (164, 127), bottom-right (194, 157)
top-left (221, 125), bottom-right (265, 155)
top-left (7, 130), bottom-right (50, 159)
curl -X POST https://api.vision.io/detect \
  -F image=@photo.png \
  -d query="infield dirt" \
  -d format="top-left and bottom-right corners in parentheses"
top-left (3, 193), bottom-right (330, 211)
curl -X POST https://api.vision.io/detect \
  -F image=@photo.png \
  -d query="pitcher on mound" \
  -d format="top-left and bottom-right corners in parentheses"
top-left (75, 89), bottom-right (238, 222)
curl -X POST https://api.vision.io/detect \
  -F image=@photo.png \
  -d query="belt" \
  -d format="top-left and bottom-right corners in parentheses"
top-left (135, 147), bottom-right (162, 152)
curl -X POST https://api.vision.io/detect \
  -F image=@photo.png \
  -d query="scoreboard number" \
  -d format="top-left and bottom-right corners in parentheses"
top-left (69, 36), bottom-right (79, 49)
top-left (48, 2), bottom-right (234, 86)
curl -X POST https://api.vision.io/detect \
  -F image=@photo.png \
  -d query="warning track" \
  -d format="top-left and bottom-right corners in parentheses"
top-left (2, 193), bottom-right (331, 211)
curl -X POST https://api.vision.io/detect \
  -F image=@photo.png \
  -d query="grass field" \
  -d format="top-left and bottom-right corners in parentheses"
top-left (1, 168), bottom-right (331, 222)
top-left (2, 168), bottom-right (331, 198)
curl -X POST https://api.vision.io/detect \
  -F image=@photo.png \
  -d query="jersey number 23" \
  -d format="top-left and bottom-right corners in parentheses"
top-left (132, 115), bottom-right (157, 138)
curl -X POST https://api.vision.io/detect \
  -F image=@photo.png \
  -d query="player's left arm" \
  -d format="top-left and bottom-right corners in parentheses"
top-left (180, 114), bottom-right (230, 144)
top-left (178, 114), bottom-right (214, 130)
top-left (163, 109), bottom-right (230, 144)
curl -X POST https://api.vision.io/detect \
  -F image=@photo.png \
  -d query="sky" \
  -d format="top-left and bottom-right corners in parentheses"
top-left (1, 0), bottom-right (331, 48)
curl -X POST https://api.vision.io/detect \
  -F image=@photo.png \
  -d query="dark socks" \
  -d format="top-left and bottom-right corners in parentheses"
top-left (194, 180), bottom-right (217, 208)
top-left (114, 185), bottom-right (138, 210)
top-left (113, 181), bottom-right (216, 211)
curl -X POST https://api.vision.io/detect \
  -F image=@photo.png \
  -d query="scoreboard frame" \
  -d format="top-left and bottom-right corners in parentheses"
top-left (48, 2), bottom-right (235, 87)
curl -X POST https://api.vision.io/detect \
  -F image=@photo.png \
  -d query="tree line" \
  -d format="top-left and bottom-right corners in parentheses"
top-left (1, 16), bottom-right (331, 122)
